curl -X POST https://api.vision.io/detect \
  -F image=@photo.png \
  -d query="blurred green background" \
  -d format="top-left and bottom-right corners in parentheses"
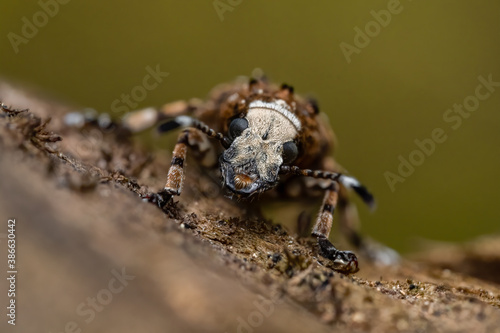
top-left (1, 0), bottom-right (499, 253)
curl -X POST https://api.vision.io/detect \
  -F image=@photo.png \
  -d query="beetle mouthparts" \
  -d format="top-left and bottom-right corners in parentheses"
top-left (234, 174), bottom-right (254, 190)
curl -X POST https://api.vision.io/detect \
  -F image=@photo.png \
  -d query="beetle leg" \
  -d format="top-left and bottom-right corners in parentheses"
top-left (63, 100), bottom-right (191, 132)
top-left (144, 127), bottom-right (217, 209)
top-left (312, 182), bottom-right (359, 274)
top-left (279, 165), bottom-right (375, 209)
top-left (158, 116), bottom-right (231, 148)
top-left (165, 126), bottom-right (219, 193)
top-left (121, 101), bottom-right (191, 133)
top-left (163, 130), bottom-right (189, 197)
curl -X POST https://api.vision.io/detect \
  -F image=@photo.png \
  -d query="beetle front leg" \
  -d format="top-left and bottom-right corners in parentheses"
top-left (312, 182), bottom-right (359, 274)
top-left (144, 127), bottom-right (217, 209)
top-left (163, 131), bottom-right (189, 196)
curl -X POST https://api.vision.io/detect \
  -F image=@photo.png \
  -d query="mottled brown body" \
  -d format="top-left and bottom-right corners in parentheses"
top-left (192, 79), bottom-right (336, 173)
top-left (118, 76), bottom-right (397, 273)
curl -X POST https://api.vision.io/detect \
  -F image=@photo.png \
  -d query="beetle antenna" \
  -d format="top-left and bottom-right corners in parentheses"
top-left (279, 165), bottom-right (375, 210)
top-left (158, 116), bottom-right (231, 148)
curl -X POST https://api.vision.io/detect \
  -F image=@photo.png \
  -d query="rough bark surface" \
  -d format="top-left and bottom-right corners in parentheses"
top-left (1, 81), bottom-right (499, 333)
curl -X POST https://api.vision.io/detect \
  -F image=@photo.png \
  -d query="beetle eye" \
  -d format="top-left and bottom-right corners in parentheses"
top-left (228, 118), bottom-right (249, 140)
top-left (282, 141), bottom-right (298, 164)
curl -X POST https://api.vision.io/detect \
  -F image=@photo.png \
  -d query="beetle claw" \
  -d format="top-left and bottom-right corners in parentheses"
top-left (318, 236), bottom-right (359, 274)
top-left (142, 189), bottom-right (172, 210)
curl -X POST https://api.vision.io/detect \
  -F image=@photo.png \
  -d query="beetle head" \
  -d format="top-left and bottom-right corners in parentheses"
top-left (220, 100), bottom-right (300, 197)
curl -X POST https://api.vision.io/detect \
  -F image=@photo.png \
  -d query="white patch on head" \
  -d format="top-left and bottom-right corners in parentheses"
top-left (248, 100), bottom-right (301, 131)
top-left (245, 108), bottom-right (298, 142)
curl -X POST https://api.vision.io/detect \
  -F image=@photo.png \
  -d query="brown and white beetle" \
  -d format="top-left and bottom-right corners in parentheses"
top-left (93, 75), bottom-right (396, 273)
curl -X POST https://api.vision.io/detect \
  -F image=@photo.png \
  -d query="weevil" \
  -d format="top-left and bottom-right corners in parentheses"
top-left (69, 76), bottom-right (396, 273)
